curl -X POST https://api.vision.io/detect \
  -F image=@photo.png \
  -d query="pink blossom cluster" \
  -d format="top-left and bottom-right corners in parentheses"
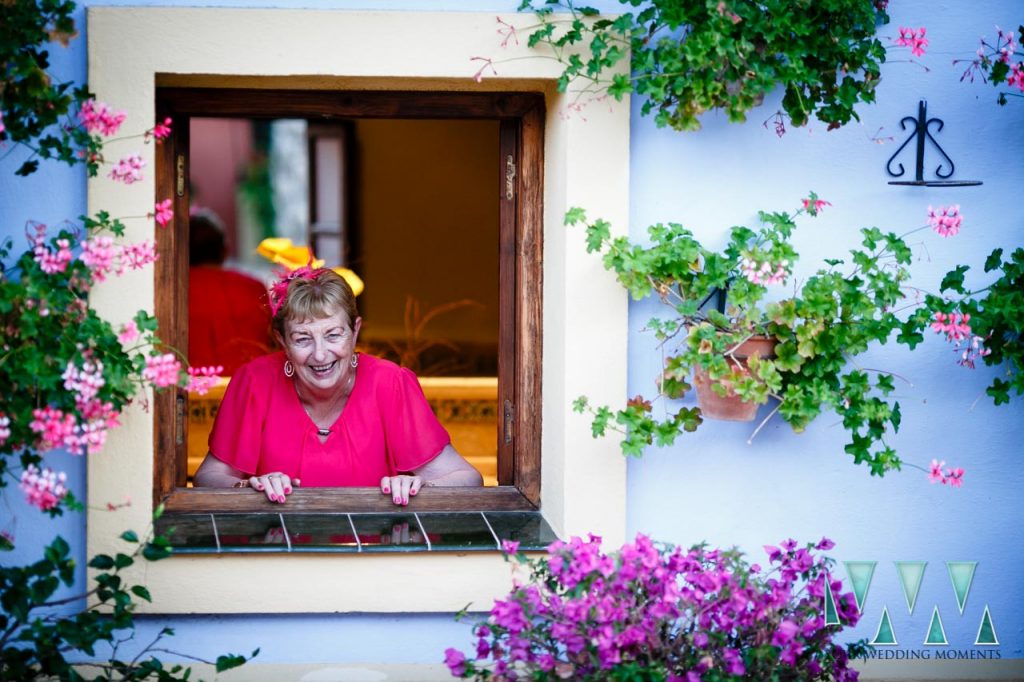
top-left (143, 353), bottom-right (182, 388)
top-left (31, 225), bottom-right (73, 275)
top-left (151, 199), bottom-right (174, 227)
top-left (108, 154), bottom-right (146, 184)
top-left (0, 414), bottom-right (10, 446)
top-left (62, 357), bottom-right (105, 403)
top-left (930, 311), bottom-right (971, 341)
top-left (740, 256), bottom-right (789, 286)
top-left (445, 534), bottom-right (861, 680)
top-left (78, 99), bottom-right (126, 136)
top-left (927, 204), bottom-right (962, 237)
top-left (186, 365), bottom-right (224, 395)
top-left (79, 237), bottom-right (158, 282)
top-left (1008, 62), bottom-right (1024, 92)
top-left (928, 459), bottom-right (965, 488)
top-left (118, 320), bottom-right (140, 345)
top-left (802, 197), bottom-right (831, 215)
top-left (147, 117), bottom-right (173, 141)
top-left (955, 333), bottom-right (992, 369)
top-left (895, 26), bottom-right (928, 57)
top-left (29, 407), bottom-right (76, 451)
top-left (19, 465), bottom-right (68, 512)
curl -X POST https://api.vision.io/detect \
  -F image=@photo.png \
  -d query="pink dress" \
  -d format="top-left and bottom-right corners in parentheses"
top-left (208, 352), bottom-right (450, 486)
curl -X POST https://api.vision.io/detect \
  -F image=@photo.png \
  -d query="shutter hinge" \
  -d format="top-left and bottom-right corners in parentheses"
top-left (176, 154), bottom-right (186, 197)
top-left (503, 398), bottom-right (514, 444)
top-left (504, 154), bottom-right (516, 200)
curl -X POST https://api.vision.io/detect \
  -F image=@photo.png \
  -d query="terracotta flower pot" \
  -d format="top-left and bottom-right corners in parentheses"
top-left (693, 335), bottom-right (778, 421)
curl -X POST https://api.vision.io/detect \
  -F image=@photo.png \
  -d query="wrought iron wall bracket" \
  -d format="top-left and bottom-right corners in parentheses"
top-left (885, 100), bottom-right (982, 187)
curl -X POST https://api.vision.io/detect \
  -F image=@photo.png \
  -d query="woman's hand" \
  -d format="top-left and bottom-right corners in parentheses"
top-left (250, 472), bottom-right (299, 504)
top-left (380, 475), bottom-right (422, 506)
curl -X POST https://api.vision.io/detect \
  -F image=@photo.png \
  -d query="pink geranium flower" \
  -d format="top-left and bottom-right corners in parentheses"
top-left (78, 99), bottom-right (126, 136)
top-left (185, 365), bottom-right (224, 395)
top-left (143, 353), bottom-right (182, 388)
top-left (150, 117), bottom-right (173, 141)
top-left (118, 320), bottom-right (140, 345)
top-left (1008, 62), bottom-right (1024, 92)
top-left (29, 407), bottom-right (76, 452)
top-left (928, 458), bottom-right (946, 484)
top-left (895, 26), bottom-right (928, 57)
top-left (117, 240), bottom-right (158, 274)
top-left (927, 204), bottom-right (962, 237)
top-left (108, 154), bottom-right (145, 184)
top-left (152, 199), bottom-right (174, 227)
top-left (20, 465), bottom-right (68, 512)
top-left (79, 235), bottom-right (117, 282)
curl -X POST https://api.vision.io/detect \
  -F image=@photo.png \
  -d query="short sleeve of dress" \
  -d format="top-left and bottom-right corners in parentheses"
top-left (382, 366), bottom-right (451, 473)
top-left (208, 361), bottom-right (266, 475)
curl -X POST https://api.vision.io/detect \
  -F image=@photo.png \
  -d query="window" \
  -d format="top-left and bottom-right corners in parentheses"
top-left (87, 6), bottom-right (628, 614)
top-left (154, 89), bottom-right (544, 513)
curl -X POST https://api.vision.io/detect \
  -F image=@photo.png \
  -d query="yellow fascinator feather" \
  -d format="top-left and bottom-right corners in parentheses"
top-left (256, 237), bottom-right (364, 297)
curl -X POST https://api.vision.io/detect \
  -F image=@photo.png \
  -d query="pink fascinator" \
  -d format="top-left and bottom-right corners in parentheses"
top-left (267, 263), bottom-right (324, 317)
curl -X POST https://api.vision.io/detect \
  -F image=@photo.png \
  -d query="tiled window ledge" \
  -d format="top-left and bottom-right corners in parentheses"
top-left (156, 511), bottom-right (556, 554)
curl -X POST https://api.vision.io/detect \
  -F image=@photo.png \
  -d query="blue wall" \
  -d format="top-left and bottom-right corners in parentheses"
top-left (2, 0), bottom-right (1021, 667)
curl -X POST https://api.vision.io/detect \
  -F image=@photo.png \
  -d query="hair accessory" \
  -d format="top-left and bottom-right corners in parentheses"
top-left (268, 260), bottom-right (325, 317)
top-left (283, 360), bottom-right (295, 377)
top-left (350, 353), bottom-right (359, 369)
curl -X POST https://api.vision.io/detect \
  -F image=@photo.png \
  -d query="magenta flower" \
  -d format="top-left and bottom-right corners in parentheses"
top-left (928, 458), bottom-right (946, 484)
top-left (185, 365), bottom-right (224, 395)
top-left (443, 648), bottom-right (467, 676)
top-left (117, 240), bottom-right (158, 274)
top-left (19, 465), bottom-right (68, 512)
top-left (895, 26), bottom-right (928, 57)
top-left (78, 99), bottom-right (126, 136)
top-left (151, 199), bottom-right (174, 227)
top-left (945, 467), bottom-right (965, 488)
top-left (930, 311), bottom-right (971, 342)
top-left (62, 358), bottom-right (106, 404)
top-left (1007, 62), bottom-right (1024, 92)
top-left (149, 117), bottom-right (173, 141)
top-left (801, 196), bottom-right (831, 215)
top-left (108, 154), bottom-right (146, 184)
top-left (32, 228), bottom-right (74, 275)
top-left (118, 320), bottom-right (140, 345)
top-left (80, 235), bottom-right (117, 282)
top-left (501, 539), bottom-right (520, 555)
top-left (740, 256), bottom-right (789, 286)
top-left (143, 353), bottom-right (182, 388)
top-left (29, 407), bottom-right (76, 452)
top-left (927, 204), bottom-right (962, 237)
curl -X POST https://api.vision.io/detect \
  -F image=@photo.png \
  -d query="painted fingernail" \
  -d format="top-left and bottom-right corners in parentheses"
top-left (410, 489), bottom-right (417, 495)
top-left (394, 497), bottom-right (401, 504)
top-left (383, 487), bottom-right (390, 493)
top-left (285, 487), bottom-right (292, 494)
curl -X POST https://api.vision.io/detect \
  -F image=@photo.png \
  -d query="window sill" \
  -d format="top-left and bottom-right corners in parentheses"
top-left (156, 510), bottom-right (556, 554)
top-left (160, 486), bottom-right (537, 514)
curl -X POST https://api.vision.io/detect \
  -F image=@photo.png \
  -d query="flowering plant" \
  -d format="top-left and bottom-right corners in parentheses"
top-left (504, 0), bottom-right (888, 132)
top-left (445, 534), bottom-right (866, 681)
top-left (957, 25), bottom-right (1024, 105)
top-left (0, 3), bottom-right (253, 678)
top-left (923, 247), bottom-right (1024, 406)
top-left (570, 196), bottom-right (961, 481)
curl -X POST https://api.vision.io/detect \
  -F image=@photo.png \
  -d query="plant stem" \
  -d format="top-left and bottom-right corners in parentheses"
top-left (747, 400), bottom-right (781, 445)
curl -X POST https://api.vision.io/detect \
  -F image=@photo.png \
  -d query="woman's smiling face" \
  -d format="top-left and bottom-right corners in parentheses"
top-left (281, 312), bottom-right (361, 395)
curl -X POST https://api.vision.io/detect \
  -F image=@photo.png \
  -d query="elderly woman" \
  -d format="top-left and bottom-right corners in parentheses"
top-left (194, 267), bottom-right (483, 505)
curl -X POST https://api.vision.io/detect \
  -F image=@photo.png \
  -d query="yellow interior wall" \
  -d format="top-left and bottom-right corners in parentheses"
top-left (354, 119), bottom-right (499, 346)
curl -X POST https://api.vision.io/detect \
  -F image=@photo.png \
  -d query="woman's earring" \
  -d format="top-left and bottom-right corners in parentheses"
top-left (350, 353), bottom-right (359, 369)
top-left (283, 360), bottom-right (295, 377)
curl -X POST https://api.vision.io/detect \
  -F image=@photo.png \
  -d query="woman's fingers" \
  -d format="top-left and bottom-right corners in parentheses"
top-left (378, 475), bottom-right (423, 505)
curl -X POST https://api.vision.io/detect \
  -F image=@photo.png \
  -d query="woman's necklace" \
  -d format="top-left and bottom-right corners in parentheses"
top-left (301, 368), bottom-right (356, 437)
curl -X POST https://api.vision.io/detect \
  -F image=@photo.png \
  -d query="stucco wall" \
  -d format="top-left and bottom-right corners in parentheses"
top-left (1, 0), bottom-right (1021, 674)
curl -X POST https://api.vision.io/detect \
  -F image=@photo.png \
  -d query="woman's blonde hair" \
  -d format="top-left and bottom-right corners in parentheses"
top-left (272, 269), bottom-right (358, 336)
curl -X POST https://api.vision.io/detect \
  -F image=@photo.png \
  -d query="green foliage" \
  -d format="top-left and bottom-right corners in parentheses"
top-left (0, 528), bottom-right (256, 680)
top-left (518, 0), bottom-right (889, 131)
top-left (928, 248), bottom-right (1024, 406)
top-left (0, 1), bottom-right (104, 176)
top-left (573, 198), bottom-right (920, 477)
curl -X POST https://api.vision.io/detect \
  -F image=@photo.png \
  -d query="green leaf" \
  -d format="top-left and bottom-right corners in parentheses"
top-left (939, 265), bottom-right (969, 294)
top-left (984, 248), bottom-right (1004, 273)
top-left (88, 554), bottom-right (115, 570)
top-left (131, 585), bottom-right (153, 602)
top-left (120, 530), bottom-right (139, 543)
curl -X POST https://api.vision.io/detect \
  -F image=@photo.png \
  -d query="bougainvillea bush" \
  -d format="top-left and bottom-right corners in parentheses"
top-left (445, 535), bottom-right (866, 681)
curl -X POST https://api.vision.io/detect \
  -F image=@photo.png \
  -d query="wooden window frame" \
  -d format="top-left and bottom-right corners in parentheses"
top-left (154, 88), bottom-right (544, 515)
